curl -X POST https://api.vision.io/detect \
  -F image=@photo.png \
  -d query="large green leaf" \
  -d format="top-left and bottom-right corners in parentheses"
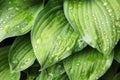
top-left (64, 0), bottom-right (120, 55)
top-left (0, 0), bottom-right (44, 42)
top-left (36, 63), bottom-right (68, 80)
top-left (9, 34), bottom-right (36, 72)
top-left (63, 47), bottom-right (114, 80)
top-left (0, 46), bottom-right (20, 80)
top-left (31, 0), bottom-right (86, 70)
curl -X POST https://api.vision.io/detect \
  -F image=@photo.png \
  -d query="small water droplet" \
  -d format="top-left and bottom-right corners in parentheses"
top-left (108, 9), bottom-right (112, 13)
top-left (12, 59), bottom-right (18, 64)
top-left (76, 63), bottom-right (79, 66)
top-left (8, 7), bottom-right (14, 10)
top-left (15, 7), bottom-right (19, 11)
top-left (8, 1), bottom-right (12, 4)
top-left (36, 39), bottom-right (40, 44)
top-left (48, 73), bottom-right (53, 77)
top-left (103, 2), bottom-right (108, 6)
top-left (0, 27), bottom-right (3, 30)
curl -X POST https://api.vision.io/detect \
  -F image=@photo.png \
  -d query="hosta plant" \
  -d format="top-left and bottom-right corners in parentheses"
top-left (0, 0), bottom-right (120, 80)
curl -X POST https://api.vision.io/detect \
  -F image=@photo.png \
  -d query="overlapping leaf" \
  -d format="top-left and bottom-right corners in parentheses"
top-left (36, 63), bottom-right (68, 80)
top-left (64, 0), bottom-right (120, 55)
top-left (9, 34), bottom-right (36, 72)
top-left (31, 0), bottom-right (86, 70)
top-left (0, 0), bottom-right (44, 42)
top-left (0, 46), bottom-right (20, 80)
top-left (63, 47), bottom-right (114, 80)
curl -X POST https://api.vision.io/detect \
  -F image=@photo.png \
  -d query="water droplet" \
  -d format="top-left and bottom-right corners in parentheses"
top-left (108, 9), bottom-right (112, 13)
top-left (66, 47), bottom-right (70, 51)
top-left (8, 1), bottom-right (12, 4)
top-left (25, 58), bottom-right (30, 64)
top-left (36, 39), bottom-right (40, 44)
top-left (48, 73), bottom-right (53, 77)
top-left (0, 27), bottom-right (3, 30)
top-left (103, 2), bottom-right (107, 6)
top-left (8, 7), bottom-right (14, 10)
top-left (76, 63), bottom-right (79, 66)
top-left (15, 7), bottom-right (19, 11)
top-left (12, 59), bottom-right (18, 64)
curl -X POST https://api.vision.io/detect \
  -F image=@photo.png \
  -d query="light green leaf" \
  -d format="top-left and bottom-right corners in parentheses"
top-left (36, 63), bottom-right (68, 80)
top-left (9, 34), bottom-right (36, 72)
top-left (64, 0), bottom-right (120, 55)
top-left (63, 47), bottom-right (114, 80)
top-left (0, 0), bottom-right (44, 42)
top-left (0, 46), bottom-right (20, 80)
top-left (31, 0), bottom-right (86, 70)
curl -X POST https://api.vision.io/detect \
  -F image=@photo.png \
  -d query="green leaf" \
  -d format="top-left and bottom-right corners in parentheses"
top-left (0, 0), bottom-right (44, 42)
top-left (9, 34), bottom-right (36, 72)
top-left (99, 60), bottom-right (120, 80)
top-left (63, 47), bottom-right (114, 80)
top-left (64, 0), bottom-right (120, 55)
top-left (114, 41), bottom-right (120, 63)
top-left (36, 63), bottom-right (68, 80)
top-left (31, 0), bottom-right (86, 70)
top-left (0, 46), bottom-right (20, 80)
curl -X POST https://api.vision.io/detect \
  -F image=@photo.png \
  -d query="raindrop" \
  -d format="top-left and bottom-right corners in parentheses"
top-left (108, 9), bottom-right (112, 13)
top-left (48, 73), bottom-right (53, 77)
top-left (12, 59), bottom-right (18, 64)
top-left (66, 47), bottom-right (70, 51)
top-left (36, 39), bottom-right (40, 44)
top-left (8, 7), bottom-right (14, 10)
top-left (15, 7), bottom-right (19, 11)
top-left (8, 1), bottom-right (12, 4)
top-left (0, 27), bottom-right (3, 30)
top-left (103, 2), bottom-right (107, 6)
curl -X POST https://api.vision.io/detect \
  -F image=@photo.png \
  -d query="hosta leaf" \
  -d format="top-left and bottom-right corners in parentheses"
top-left (36, 63), bottom-right (68, 80)
top-left (99, 60), bottom-right (120, 80)
top-left (9, 34), bottom-right (36, 72)
top-left (63, 47), bottom-right (114, 80)
top-left (114, 41), bottom-right (120, 63)
top-left (0, 46), bottom-right (20, 80)
top-left (0, 0), bottom-right (44, 42)
top-left (64, 0), bottom-right (120, 55)
top-left (31, 0), bottom-right (86, 69)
